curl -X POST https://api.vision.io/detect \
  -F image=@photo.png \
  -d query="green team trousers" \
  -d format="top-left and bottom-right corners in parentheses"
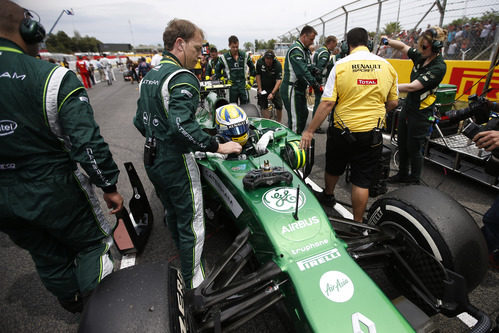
top-left (146, 146), bottom-right (206, 289)
top-left (281, 83), bottom-right (308, 134)
top-left (0, 170), bottom-right (114, 301)
top-left (229, 82), bottom-right (249, 105)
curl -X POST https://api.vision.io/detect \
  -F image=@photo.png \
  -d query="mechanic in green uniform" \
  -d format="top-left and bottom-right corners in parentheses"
top-left (205, 46), bottom-right (220, 81)
top-left (383, 27), bottom-right (447, 184)
top-left (0, 1), bottom-right (124, 313)
top-left (312, 35), bottom-right (337, 130)
top-left (255, 50), bottom-right (283, 122)
top-left (133, 19), bottom-right (241, 288)
top-left (215, 35), bottom-right (256, 105)
top-left (280, 25), bottom-right (321, 134)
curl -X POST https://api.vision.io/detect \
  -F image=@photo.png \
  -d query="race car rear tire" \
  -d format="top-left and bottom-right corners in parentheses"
top-left (367, 185), bottom-right (488, 292)
top-left (78, 262), bottom-right (187, 333)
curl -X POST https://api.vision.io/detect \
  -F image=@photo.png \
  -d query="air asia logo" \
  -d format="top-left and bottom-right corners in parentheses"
top-left (0, 120), bottom-right (17, 136)
top-left (263, 187), bottom-right (306, 213)
top-left (296, 248), bottom-right (340, 271)
top-left (357, 79), bottom-right (377, 85)
top-left (320, 271), bottom-right (354, 303)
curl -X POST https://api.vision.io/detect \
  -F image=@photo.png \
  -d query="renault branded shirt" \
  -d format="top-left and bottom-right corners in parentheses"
top-left (322, 46), bottom-right (399, 132)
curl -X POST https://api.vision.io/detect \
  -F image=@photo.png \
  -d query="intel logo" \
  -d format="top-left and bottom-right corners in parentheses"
top-left (0, 120), bottom-right (18, 136)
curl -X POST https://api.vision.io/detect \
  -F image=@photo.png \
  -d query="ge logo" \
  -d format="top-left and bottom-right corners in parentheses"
top-left (152, 118), bottom-right (159, 127)
top-left (262, 187), bottom-right (306, 213)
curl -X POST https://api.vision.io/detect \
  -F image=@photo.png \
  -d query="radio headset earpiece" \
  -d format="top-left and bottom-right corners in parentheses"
top-left (19, 9), bottom-right (46, 44)
top-left (425, 28), bottom-right (443, 53)
top-left (340, 40), bottom-right (349, 56)
top-left (367, 39), bottom-right (374, 52)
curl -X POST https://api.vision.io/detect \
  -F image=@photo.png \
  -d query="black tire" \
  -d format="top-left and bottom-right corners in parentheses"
top-left (240, 103), bottom-right (260, 118)
top-left (79, 262), bottom-right (187, 333)
top-left (367, 185), bottom-right (488, 292)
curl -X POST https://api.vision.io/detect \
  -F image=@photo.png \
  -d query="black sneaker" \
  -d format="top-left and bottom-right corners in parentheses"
top-left (318, 191), bottom-right (336, 208)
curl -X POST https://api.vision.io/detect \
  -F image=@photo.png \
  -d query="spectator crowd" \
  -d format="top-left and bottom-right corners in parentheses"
top-left (378, 19), bottom-right (496, 60)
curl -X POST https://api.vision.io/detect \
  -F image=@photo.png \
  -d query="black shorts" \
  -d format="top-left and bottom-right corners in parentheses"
top-left (325, 127), bottom-right (382, 188)
top-left (259, 89), bottom-right (283, 110)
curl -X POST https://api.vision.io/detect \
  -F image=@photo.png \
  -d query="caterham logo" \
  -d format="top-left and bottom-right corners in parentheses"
top-left (320, 271), bottom-right (354, 303)
top-left (0, 120), bottom-right (17, 136)
top-left (262, 187), bottom-right (306, 213)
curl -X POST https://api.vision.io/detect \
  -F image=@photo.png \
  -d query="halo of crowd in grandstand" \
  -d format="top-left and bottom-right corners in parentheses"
top-left (377, 20), bottom-right (496, 60)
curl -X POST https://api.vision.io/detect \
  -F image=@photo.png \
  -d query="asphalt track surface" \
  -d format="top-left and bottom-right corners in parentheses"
top-left (1, 73), bottom-right (498, 333)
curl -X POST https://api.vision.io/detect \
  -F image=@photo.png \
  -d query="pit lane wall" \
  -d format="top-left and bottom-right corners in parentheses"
top-left (387, 59), bottom-right (499, 102)
top-left (254, 55), bottom-right (499, 102)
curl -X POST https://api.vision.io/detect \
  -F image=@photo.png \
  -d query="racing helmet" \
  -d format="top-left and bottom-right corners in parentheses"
top-left (215, 104), bottom-right (249, 146)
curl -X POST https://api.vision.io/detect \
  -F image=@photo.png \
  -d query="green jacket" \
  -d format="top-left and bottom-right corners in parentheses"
top-left (205, 57), bottom-right (221, 80)
top-left (312, 45), bottom-right (331, 84)
top-left (215, 50), bottom-right (255, 85)
top-left (134, 52), bottom-right (218, 153)
top-left (0, 38), bottom-right (119, 190)
top-left (282, 39), bottom-right (318, 91)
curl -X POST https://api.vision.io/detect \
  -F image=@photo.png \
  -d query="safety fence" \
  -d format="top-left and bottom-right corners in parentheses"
top-left (278, 0), bottom-right (498, 60)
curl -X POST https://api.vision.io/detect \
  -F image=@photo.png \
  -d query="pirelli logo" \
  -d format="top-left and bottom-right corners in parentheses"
top-left (357, 79), bottom-right (377, 85)
top-left (296, 248), bottom-right (341, 271)
top-left (448, 67), bottom-right (499, 100)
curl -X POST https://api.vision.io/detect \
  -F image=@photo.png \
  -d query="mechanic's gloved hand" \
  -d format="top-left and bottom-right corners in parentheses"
top-left (250, 76), bottom-right (255, 86)
top-left (245, 82), bottom-right (252, 90)
top-left (227, 79), bottom-right (232, 86)
top-left (220, 76), bottom-right (226, 84)
top-left (256, 131), bottom-right (274, 155)
top-left (205, 75), bottom-right (210, 81)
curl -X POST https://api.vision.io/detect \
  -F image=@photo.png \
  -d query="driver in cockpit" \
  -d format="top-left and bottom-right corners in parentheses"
top-left (214, 104), bottom-right (274, 158)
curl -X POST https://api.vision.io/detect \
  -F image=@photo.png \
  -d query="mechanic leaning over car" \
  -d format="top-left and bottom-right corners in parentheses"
top-left (133, 19), bottom-right (242, 288)
top-left (383, 27), bottom-right (447, 185)
top-left (300, 27), bottom-right (399, 223)
top-left (215, 35), bottom-right (256, 105)
top-left (312, 35), bottom-right (337, 121)
top-left (256, 50), bottom-right (283, 122)
top-left (0, 0), bottom-right (124, 313)
top-left (280, 25), bottom-right (322, 134)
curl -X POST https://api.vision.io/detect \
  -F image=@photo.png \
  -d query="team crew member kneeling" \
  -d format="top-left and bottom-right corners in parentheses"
top-left (300, 27), bottom-right (398, 222)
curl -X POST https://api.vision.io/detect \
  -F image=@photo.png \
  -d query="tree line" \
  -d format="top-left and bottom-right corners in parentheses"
top-left (45, 31), bottom-right (101, 53)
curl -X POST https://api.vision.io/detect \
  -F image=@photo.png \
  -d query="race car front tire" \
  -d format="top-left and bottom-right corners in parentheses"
top-left (78, 262), bottom-right (187, 333)
top-left (367, 185), bottom-right (488, 293)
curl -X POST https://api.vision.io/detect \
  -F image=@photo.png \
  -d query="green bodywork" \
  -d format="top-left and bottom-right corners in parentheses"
top-left (196, 104), bottom-right (414, 332)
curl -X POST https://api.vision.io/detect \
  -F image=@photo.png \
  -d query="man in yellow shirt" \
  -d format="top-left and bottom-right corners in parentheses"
top-left (300, 27), bottom-right (398, 222)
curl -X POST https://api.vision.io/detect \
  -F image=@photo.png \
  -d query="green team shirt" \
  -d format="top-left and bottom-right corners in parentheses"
top-left (255, 57), bottom-right (282, 92)
top-left (215, 50), bottom-right (255, 85)
top-left (282, 39), bottom-right (318, 90)
top-left (405, 48), bottom-right (447, 111)
top-left (134, 52), bottom-right (218, 153)
top-left (313, 45), bottom-right (331, 84)
top-left (0, 38), bottom-right (119, 189)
